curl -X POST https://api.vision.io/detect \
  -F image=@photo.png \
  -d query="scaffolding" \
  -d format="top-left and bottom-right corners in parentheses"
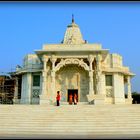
top-left (0, 74), bottom-right (16, 104)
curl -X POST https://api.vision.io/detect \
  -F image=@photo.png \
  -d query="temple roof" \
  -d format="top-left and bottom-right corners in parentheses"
top-left (62, 15), bottom-right (85, 45)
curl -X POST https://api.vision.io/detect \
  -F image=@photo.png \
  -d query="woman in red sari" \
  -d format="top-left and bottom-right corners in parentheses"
top-left (69, 93), bottom-right (73, 105)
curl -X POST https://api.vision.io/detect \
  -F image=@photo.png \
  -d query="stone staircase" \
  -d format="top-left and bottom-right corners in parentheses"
top-left (0, 104), bottom-right (140, 139)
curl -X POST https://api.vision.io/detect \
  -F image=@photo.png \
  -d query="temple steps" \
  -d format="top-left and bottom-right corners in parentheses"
top-left (0, 104), bottom-right (140, 139)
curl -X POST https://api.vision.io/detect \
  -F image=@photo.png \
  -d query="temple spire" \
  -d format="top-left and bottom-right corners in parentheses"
top-left (72, 14), bottom-right (74, 23)
top-left (63, 15), bottom-right (85, 44)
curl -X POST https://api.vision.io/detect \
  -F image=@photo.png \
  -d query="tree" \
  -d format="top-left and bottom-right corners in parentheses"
top-left (132, 92), bottom-right (140, 104)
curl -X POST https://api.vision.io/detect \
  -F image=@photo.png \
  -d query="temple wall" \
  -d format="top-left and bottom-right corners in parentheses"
top-left (19, 62), bottom-right (127, 105)
top-left (104, 53), bottom-right (123, 68)
top-left (111, 54), bottom-right (123, 68)
top-left (31, 73), bottom-right (41, 104)
top-left (104, 54), bottom-right (112, 67)
top-left (20, 73), bottom-right (32, 104)
top-left (113, 73), bottom-right (125, 104)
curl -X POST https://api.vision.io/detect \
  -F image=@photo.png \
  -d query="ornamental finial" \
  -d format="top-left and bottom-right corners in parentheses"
top-left (72, 14), bottom-right (74, 23)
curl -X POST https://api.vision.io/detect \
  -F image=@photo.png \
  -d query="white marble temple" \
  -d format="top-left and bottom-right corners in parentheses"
top-left (14, 17), bottom-right (135, 105)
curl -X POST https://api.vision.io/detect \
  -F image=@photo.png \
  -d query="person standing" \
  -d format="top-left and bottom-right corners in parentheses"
top-left (69, 93), bottom-right (73, 105)
top-left (74, 93), bottom-right (78, 105)
top-left (56, 91), bottom-right (60, 106)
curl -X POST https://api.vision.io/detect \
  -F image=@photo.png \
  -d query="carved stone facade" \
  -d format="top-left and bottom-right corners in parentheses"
top-left (55, 65), bottom-right (89, 103)
top-left (14, 17), bottom-right (135, 105)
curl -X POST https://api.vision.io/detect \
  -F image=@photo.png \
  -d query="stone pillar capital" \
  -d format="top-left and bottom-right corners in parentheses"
top-left (88, 55), bottom-right (94, 71)
top-left (50, 55), bottom-right (57, 71)
top-left (42, 55), bottom-right (49, 72)
top-left (88, 55), bottom-right (94, 63)
top-left (42, 55), bottom-right (49, 62)
top-left (50, 55), bottom-right (57, 63)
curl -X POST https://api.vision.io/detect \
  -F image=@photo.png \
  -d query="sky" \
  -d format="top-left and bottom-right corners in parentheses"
top-left (0, 2), bottom-right (140, 93)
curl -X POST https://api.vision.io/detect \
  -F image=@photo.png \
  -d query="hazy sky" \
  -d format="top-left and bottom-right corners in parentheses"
top-left (0, 2), bottom-right (140, 92)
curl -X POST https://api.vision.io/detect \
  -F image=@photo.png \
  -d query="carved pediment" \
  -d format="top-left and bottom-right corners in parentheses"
top-left (54, 58), bottom-right (89, 72)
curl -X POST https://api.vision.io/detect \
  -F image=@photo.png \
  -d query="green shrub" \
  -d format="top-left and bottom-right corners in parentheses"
top-left (132, 92), bottom-right (140, 104)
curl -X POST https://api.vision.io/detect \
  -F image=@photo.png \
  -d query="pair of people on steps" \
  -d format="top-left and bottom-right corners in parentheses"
top-left (69, 93), bottom-right (78, 105)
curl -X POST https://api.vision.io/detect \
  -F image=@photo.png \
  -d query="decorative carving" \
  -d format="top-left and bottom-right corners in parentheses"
top-left (88, 55), bottom-right (94, 63)
top-left (42, 55), bottom-right (48, 72)
top-left (63, 21), bottom-right (85, 45)
top-left (88, 55), bottom-right (95, 71)
top-left (32, 89), bottom-right (40, 98)
top-left (50, 55), bottom-right (57, 71)
top-left (54, 58), bottom-right (89, 72)
top-left (55, 65), bottom-right (89, 102)
top-left (106, 88), bottom-right (113, 97)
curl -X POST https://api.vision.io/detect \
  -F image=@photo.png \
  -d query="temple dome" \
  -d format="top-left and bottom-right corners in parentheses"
top-left (62, 16), bottom-right (85, 45)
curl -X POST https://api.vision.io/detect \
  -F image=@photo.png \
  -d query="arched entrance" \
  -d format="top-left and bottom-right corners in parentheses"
top-left (55, 64), bottom-right (89, 104)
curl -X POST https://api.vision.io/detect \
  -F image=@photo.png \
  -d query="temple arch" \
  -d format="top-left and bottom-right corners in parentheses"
top-left (54, 58), bottom-right (89, 72)
top-left (55, 64), bottom-right (89, 103)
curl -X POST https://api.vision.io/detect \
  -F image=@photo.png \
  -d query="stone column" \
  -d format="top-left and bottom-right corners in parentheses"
top-left (27, 73), bottom-right (32, 104)
top-left (89, 71), bottom-right (94, 95)
top-left (20, 73), bottom-right (32, 104)
top-left (40, 55), bottom-right (49, 104)
top-left (96, 54), bottom-right (102, 95)
top-left (50, 55), bottom-right (57, 104)
top-left (113, 73), bottom-right (125, 104)
top-left (94, 54), bottom-right (105, 105)
top-left (13, 77), bottom-right (19, 104)
top-left (87, 55), bottom-right (94, 102)
top-left (127, 76), bottom-right (132, 99)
